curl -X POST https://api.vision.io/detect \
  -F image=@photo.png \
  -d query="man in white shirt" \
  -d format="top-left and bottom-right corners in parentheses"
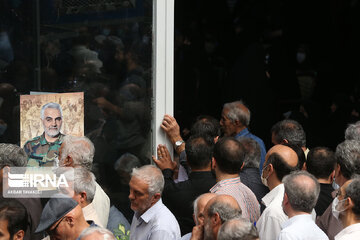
top-left (334, 178), bottom-right (360, 240)
top-left (63, 167), bottom-right (104, 227)
top-left (58, 135), bottom-right (110, 226)
top-left (129, 165), bottom-right (181, 240)
top-left (256, 144), bottom-right (299, 240)
top-left (279, 171), bottom-right (328, 240)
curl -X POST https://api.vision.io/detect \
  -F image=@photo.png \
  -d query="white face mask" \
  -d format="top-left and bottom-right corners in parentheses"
top-left (332, 197), bottom-right (347, 220)
top-left (261, 165), bottom-right (269, 187)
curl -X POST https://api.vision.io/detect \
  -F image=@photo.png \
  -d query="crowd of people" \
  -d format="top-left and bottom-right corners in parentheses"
top-left (1, 100), bottom-right (360, 240)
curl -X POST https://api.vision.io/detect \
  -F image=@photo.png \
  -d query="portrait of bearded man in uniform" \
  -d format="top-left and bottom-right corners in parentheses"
top-left (23, 102), bottom-right (65, 167)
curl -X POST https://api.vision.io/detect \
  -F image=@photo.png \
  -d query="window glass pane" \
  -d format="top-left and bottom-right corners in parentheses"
top-left (0, 0), bottom-right (153, 223)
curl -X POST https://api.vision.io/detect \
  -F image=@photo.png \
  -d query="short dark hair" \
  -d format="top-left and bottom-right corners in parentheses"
top-left (185, 135), bottom-right (214, 169)
top-left (0, 199), bottom-right (28, 238)
top-left (271, 119), bottom-right (306, 147)
top-left (281, 142), bottom-right (305, 170)
top-left (191, 116), bottom-right (221, 139)
top-left (307, 147), bottom-right (336, 179)
top-left (265, 153), bottom-right (298, 181)
top-left (214, 137), bottom-right (245, 174)
top-left (345, 178), bottom-right (360, 216)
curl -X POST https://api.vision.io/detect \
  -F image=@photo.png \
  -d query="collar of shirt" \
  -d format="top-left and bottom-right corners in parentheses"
top-left (210, 176), bottom-right (241, 192)
top-left (136, 198), bottom-right (164, 224)
top-left (335, 223), bottom-right (360, 239)
top-left (262, 183), bottom-right (284, 207)
top-left (40, 132), bottom-right (64, 145)
top-left (235, 128), bottom-right (249, 138)
top-left (281, 214), bottom-right (312, 229)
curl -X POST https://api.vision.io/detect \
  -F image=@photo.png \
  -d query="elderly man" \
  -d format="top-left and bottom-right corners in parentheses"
top-left (0, 199), bottom-right (28, 240)
top-left (181, 193), bottom-right (216, 240)
top-left (63, 167), bottom-right (103, 227)
top-left (58, 135), bottom-right (110, 227)
top-left (35, 195), bottom-right (95, 240)
top-left (194, 194), bottom-right (242, 240)
top-left (334, 178), bottom-right (360, 239)
top-left (0, 143), bottom-right (43, 240)
top-left (256, 144), bottom-right (299, 240)
top-left (279, 171), bottom-right (328, 240)
top-left (271, 119), bottom-right (308, 158)
top-left (129, 165), bottom-right (181, 240)
top-left (23, 102), bottom-right (64, 167)
top-left (220, 100), bottom-right (266, 173)
top-left (210, 137), bottom-right (260, 223)
top-left (344, 121), bottom-right (360, 141)
top-left (316, 140), bottom-right (360, 240)
top-left (217, 218), bottom-right (259, 240)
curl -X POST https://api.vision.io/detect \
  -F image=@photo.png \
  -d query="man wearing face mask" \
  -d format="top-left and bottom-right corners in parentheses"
top-left (316, 140), bottom-right (360, 240)
top-left (256, 145), bottom-right (299, 240)
top-left (334, 178), bottom-right (360, 239)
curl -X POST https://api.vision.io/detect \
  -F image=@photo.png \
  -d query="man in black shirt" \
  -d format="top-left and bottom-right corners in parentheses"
top-left (305, 147), bottom-right (337, 216)
top-left (153, 135), bottom-right (216, 235)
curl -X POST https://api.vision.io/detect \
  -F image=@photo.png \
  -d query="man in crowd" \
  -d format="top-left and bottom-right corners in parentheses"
top-left (63, 167), bottom-right (103, 227)
top-left (316, 140), bottom-right (360, 240)
top-left (181, 193), bottom-right (216, 240)
top-left (0, 199), bottom-right (28, 240)
top-left (0, 143), bottom-right (43, 240)
top-left (344, 121), bottom-right (360, 141)
top-left (238, 137), bottom-right (269, 207)
top-left (153, 135), bottom-right (216, 235)
top-left (210, 137), bottom-right (260, 223)
top-left (256, 144), bottom-right (299, 240)
top-left (334, 178), bottom-right (360, 239)
top-left (129, 165), bottom-right (181, 239)
top-left (306, 147), bottom-right (337, 216)
top-left (271, 119), bottom-right (309, 157)
top-left (217, 218), bottom-right (259, 240)
top-left (194, 194), bottom-right (242, 240)
top-left (279, 171), bottom-right (328, 239)
top-left (58, 135), bottom-right (110, 227)
top-left (220, 100), bottom-right (266, 172)
top-left (24, 102), bottom-right (64, 167)
top-left (35, 195), bottom-right (95, 240)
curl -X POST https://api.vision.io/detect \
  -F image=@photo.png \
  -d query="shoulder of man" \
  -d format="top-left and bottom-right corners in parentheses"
top-left (23, 135), bottom-right (42, 149)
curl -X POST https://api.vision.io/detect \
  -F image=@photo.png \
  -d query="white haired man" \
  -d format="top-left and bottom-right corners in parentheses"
top-left (58, 135), bottom-right (110, 227)
top-left (79, 226), bottom-right (116, 240)
top-left (129, 165), bottom-right (181, 240)
top-left (63, 167), bottom-right (103, 227)
top-left (280, 171), bottom-right (328, 240)
top-left (24, 102), bottom-right (64, 167)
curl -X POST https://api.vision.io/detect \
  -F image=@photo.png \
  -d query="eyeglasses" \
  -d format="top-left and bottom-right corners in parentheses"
top-left (47, 216), bottom-right (66, 235)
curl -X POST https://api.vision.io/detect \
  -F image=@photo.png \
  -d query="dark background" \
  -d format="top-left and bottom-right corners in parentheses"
top-left (173, 0), bottom-right (360, 151)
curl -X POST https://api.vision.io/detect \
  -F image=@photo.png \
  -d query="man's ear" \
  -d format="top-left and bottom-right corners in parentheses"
top-left (282, 139), bottom-right (289, 144)
top-left (13, 229), bottom-right (24, 240)
top-left (329, 170), bottom-right (336, 181)
top-left (151, 193), bottom-right (161, 205)
top-left (211, 157), bottom-right (216, 170)
top-left (212, 212), bottom-right (221, 226)
top-left (65, 215), bottom-right (75, 227)
top-left (80, 191), bottom-right (87, 204)
top-left (303, 162), bottom-right (307, 171)
top-left (63, 155), bottom-right (74, 167)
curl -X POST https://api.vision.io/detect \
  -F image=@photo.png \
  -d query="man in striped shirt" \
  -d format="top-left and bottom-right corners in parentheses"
top-left (210, 137), bottom-right (260, 223)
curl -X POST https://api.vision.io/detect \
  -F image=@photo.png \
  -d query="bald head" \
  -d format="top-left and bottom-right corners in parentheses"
top-left (266, 145), bottom-right (298, 167)
top-left (205, 195), bottom-right (242, 223)
top-left (194, 193), bottom-right (216, 225)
